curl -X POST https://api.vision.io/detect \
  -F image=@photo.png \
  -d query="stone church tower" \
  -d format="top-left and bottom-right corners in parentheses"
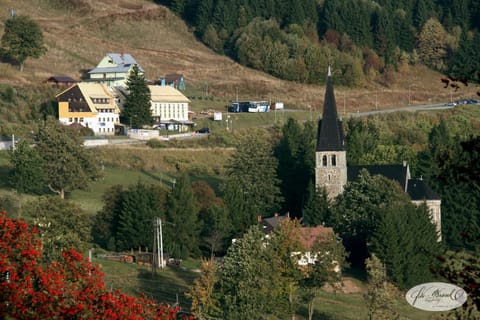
top-left (315, 67), bottom-right (347, 199)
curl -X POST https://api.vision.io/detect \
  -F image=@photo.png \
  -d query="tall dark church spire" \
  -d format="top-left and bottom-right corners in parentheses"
top-left (316, 66), bottom-right (344, 151)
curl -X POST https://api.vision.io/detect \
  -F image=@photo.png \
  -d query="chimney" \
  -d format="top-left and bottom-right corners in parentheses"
top-left (257, 215), bottom-right (262, 223)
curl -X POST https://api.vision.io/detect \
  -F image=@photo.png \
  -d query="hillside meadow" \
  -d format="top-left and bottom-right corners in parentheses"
top-left (0, 0), bottom-right (479, 115)
top-left (0, 1), bottom-right (479, 318)
top-left (2, 106), bottom-right (480, 319)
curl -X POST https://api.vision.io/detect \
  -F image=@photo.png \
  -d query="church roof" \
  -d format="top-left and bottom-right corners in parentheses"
top-left (407, 178), bottom-right (441, 201)
top-left (316, 69), bottom-right (344, 151)
top-left (348, 164), bottom-right (439, 201)
top-left (348, 164), bottom-right (410, 191)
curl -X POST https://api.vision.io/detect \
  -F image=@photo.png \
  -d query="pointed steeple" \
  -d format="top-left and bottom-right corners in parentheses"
top-left (316, 67), bottom-right (344, 151)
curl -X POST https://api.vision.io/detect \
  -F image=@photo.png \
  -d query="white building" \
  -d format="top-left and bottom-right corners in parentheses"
top-left (88, 53), bottom-right (144, 88)
top-left (56, 82), bottom-right (121, 136)
top-left (148, 85), bottom-right (193, 131)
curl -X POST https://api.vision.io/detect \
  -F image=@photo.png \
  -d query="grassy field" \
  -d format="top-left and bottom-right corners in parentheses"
top-left (94, 256), bottom-right (445, 320)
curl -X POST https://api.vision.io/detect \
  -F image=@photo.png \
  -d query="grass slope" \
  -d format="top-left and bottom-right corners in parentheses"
top-left (0, 0), bottom-right (479, 113)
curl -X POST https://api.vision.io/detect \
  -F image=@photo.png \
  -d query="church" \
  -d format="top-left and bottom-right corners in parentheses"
top-left (314, 68), bottom-right (442, 240)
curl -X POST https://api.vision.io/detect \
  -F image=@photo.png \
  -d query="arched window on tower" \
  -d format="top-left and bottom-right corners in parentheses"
top-left (331, 154), bottom-right (336, 166)
top-left (322, 155), bottom-right (327, 166)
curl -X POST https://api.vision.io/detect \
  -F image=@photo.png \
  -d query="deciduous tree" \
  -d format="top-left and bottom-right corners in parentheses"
top-left (332, 170), bottom-right (407, 265)
top-left (0, 15), bottom-right (47, 71)
top-left (364, 254), bottom-right (399, 320)
top-left (417, 17), bottom-right (450, 70)
top-left (23, 196), bottom-right (92, 262)
top-left (301, 232), bottom-right (347, 320)
top-left (9, 139), bottom-right (45, 194)
top-left (187, 258), bottom-right (221, 318)
top-left (23, 121), bottom-right (100, 199)
top-left (0, 211), bottom-right (189, 319)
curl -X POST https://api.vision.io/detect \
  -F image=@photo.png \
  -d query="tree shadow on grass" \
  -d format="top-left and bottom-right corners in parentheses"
top-left (136, 266), bottom-right (197, 309)
top-left (0, 164), bottom-right (11, 189)
top-left (297, 305), bottom-right (336, 320)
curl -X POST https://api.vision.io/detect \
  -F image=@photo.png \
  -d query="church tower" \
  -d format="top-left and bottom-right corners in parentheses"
top-left (315, 67), bottom-right (347, 199)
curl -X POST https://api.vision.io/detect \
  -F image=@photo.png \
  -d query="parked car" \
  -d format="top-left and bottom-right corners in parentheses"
top-left (195, 127), bottom-right (210, 134)
top-left (445, 101), bottom-right (457, 107)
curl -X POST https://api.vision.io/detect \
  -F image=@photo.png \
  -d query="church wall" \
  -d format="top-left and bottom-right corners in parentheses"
top-left (315, 151), bottom-right (347, 199)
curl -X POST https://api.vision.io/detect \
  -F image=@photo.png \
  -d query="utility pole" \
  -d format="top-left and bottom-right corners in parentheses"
top-left (159, 217), bottom-right (164, 269)
top-left (152, 217), bottom-right (163, 274)
top-left (152, 220), bottom-right (157, 275)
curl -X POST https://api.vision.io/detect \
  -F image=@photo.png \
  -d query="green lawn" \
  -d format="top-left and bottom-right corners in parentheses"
top-left (93, 256), bottom-right (199, 307)
top-left (94, 256), bottom-right (446, 320)
top-left (68, 165), bottom-right (175, 214)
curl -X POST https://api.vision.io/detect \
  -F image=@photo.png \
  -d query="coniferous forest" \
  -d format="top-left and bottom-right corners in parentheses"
top-left (159, 0), bottom-right (480, 86)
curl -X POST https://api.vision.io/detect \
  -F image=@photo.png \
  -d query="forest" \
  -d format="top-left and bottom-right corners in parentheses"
top-left (159, 0), bottom-right (480, 86)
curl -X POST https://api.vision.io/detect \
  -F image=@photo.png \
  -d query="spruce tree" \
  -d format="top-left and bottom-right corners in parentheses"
top-left (165, 173), bottom-right (201, 259)
top-left (121, 64), bottom-right (152, 128)
top-left (224, 130), bottom-right (283, 231)
top-left (370, 202), bottom-right (442, 289)
top-left (116, 181), bottom-right (164, 251)
top-left (275, 118), bottom-right (315, 217)
top-left (302, 183), bottom-right (330, 227)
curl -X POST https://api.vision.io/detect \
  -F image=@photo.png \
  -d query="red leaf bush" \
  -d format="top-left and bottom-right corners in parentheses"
top-left (0, 211), bottom-right (192, 319)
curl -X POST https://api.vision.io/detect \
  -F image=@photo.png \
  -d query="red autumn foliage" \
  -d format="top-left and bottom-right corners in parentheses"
top-left (0, 211), bottom-right (193, 319)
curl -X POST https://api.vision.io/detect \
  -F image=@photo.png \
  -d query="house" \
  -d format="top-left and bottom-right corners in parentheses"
top-left (148, 85), bottom-right (194, 131)
top-left (258, 214), bottom-right (340, 270)
top-left (297, 225), bottom-right (340, 271)
top-left (56, 82), bottom-right (121, 136)
top-left (315, 67), bottom-right (441, 240)
top-left (157, 73), bottom-right (186, 91)
top-left (46, 76), bottom-right (77, 87)
top-left (87, 53), bottom-right (144, 88)
top-left (259, 213), bottom-right (289, 234)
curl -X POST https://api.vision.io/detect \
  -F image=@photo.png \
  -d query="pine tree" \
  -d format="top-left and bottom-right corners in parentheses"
top-left (116, 181), bottom-right (164, 251)
top-left (370, 202), bottom-right (442, 289)
top-left (224, 130), bottom-right (283, 232)
top-left (450, 31), bottom-right (480, 83)
top-left (165, 173), bottom-right (201, 259)
top-left (302, 183), bottom-right (330, 227)
top-left (121, 64), bottom-right (152, 128)
top-left (195, 0), bottom-right (214, 36)
top-left (373, 8), bottom-right (396, 65)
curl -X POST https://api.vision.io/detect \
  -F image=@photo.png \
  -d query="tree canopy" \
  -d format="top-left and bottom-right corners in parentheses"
top-left (0, 14), bottom-right (47, 71)
top-left (9, 122), bottom-right (100, 199)
top-left (223, 130), bottom-right (283, 235)
top-left (121, 64), bottom-right (152, 128)
top-left (23, 196), bottom-right (92, 262)
top-left (0, 211), bottom-right (188, 319)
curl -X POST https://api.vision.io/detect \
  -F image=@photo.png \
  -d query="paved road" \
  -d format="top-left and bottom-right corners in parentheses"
top-left (347, 102), bottom-right (453, 117)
